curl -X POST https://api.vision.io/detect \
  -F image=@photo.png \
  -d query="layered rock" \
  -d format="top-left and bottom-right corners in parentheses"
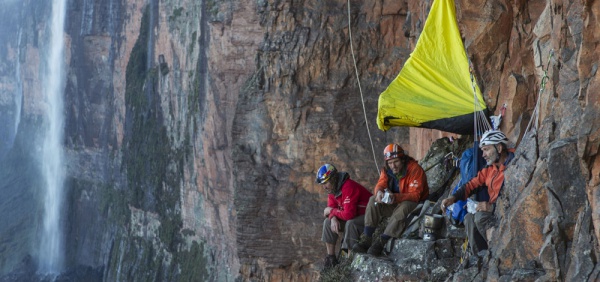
top-left (232, 0), bottom-right (600, 280)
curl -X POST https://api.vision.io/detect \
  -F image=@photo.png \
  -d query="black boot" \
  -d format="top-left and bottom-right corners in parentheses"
top-left (323, 254), bottom-right (338, 270)
top-left (367, 236), bottom-right (388, 256)
top-left (352, 234), bottom-right (372, 253)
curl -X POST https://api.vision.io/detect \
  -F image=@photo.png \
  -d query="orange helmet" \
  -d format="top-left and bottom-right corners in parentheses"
top-left (383, 144), bottom-right (404, 161)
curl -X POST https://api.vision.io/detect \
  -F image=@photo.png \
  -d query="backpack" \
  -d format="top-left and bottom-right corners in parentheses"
top-left (447, 145), bottom-right (488, 225)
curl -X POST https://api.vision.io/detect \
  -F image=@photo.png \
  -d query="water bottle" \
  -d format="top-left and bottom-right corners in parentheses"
top-left (382, 189), bottom-right (393, 204)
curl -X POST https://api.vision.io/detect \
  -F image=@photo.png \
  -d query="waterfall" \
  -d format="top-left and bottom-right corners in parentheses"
top-left (80, 0), bottom-right (93, 35)
top-left (147, 0), bottom-right (157, 70)
top-left (38, 0), bottom-right (67, 274)
top-left (1, 29), bottom-right (23, 159)
top-left (13, 30), bottom-right (22, 147)
top-left (144, 0), bottom-right (158, 106)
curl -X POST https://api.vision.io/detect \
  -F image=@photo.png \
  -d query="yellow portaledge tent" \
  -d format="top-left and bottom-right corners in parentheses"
top-left (377, 0), bottom-right (487, 135)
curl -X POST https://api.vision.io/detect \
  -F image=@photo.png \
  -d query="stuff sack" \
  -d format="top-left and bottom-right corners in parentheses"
top-left (447, 145), bottom-right (487, 225)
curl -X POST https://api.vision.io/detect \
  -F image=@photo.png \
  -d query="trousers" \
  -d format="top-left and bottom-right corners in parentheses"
top-left (322, 215), bottom-right (365, 250)
top-left (464, 211), bottom-right (495, 254)
top-left (364, 195), bottom-right (418, 238)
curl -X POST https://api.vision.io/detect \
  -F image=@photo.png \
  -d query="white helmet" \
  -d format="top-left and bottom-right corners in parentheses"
top-left (479, 130), bottom-right (509, 148)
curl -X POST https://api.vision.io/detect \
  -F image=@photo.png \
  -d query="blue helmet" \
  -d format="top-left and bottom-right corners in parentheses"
top-left (316, 164), bottom-right (337, 184)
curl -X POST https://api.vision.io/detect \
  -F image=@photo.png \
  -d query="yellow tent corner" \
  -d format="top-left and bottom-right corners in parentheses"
top-left (377, 0), bottom-right (487, 135)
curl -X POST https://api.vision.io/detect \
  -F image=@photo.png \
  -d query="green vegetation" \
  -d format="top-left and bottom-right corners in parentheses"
top-left (186, 60), bottom-right (203, 138)
top-left (109, 237), bottom-right (167, 281)
top-left (205, 0), bottom-right (219, 18)
top-left (124, 4), bottom-right (182, 252)
top-left (319, 257), bottom-right (353, 282)
top-left (176, 241), bottom-right (210, 282)
top-left (319, 218), bottom-right (393, 281)
top-left (116, 4), bottom-right (211, 280)
top-left (189, 31), bottom-right (197, 53)
top-left (169, 7), bottom-right (184, 21)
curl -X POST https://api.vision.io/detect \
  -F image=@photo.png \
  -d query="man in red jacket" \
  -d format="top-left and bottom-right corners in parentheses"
top-left (352, 144), bottom-right (429, 256)
top-left (316, 163), bottom-right (372, 269)
top-left (441, 130), bottom-right (514, 256)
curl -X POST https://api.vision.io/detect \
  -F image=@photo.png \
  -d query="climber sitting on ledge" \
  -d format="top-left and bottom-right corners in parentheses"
top-left (441, 130), bottom-right (515, 258)
top-left (352, 144), bottom-right (429, 256)
top-left (316, 163), bottom-right (372, 270)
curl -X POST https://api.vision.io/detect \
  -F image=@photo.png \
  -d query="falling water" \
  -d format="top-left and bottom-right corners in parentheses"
top-left (38, 0), bottom-right (67, 274)
top-left (13, 30), bottom-right (23, 145)
top-left (1, 29), bottom-right (23, 159)
top-left (80, 0), bottom-right (93, 35)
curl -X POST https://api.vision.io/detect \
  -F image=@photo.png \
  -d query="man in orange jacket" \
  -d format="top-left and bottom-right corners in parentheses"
top-left (352, 144), bottom-right (429, 256)
top-left (441, 130), bottom-right (514, 255)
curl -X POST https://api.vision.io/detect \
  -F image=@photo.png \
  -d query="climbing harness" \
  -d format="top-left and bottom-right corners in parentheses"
top-left (347, 0), bottom-right (379, 174)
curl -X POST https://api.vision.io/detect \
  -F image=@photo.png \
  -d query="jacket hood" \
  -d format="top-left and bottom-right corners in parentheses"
top-left (333, 172), bottom-right (350, 197)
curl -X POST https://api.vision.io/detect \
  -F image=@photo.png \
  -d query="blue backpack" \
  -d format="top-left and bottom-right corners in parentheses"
top-left (447, 145), bottom-right (489, 225)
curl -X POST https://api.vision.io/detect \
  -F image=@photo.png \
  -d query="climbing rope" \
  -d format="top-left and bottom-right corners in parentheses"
top-left (469, 60), bottom-right (491, 140)
top-left (524, 49), bottom-right (554, 136)
top-left (468, 59), bottom-right (491, 176)
top-left (347, 0), bottom-right (380, 174)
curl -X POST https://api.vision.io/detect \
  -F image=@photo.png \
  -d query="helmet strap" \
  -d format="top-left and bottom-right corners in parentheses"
top-left (493, 144), bottom-right (501, 163)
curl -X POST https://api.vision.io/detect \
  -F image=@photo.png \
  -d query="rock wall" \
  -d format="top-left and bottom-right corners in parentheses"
top-left (231, 0), bottom-right (600, 280)
top-left (1, 0), bottom-right (599, 281)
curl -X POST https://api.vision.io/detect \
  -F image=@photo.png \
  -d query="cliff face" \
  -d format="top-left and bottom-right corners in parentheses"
top-left (232, 0), bottom-right (600, 280)
top-left (1, 0), bottom-right (599, 280)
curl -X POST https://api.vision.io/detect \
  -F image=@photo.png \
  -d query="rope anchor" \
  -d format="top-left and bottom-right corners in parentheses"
top-left (524, 49), bottom-right (554, 136)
